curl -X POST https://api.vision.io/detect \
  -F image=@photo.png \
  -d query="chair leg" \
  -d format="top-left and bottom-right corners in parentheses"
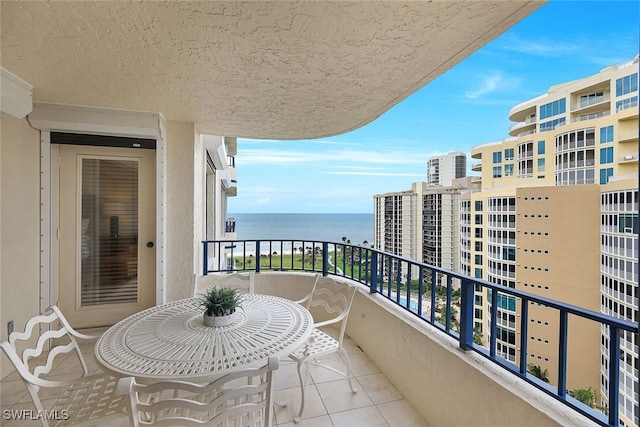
top-left (294, 359), bottom-right (310, 423)
top-left (339, 347), bottom-right (357, 393)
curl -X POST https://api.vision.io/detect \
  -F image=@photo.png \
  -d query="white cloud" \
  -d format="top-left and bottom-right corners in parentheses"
top-left (255, 197), bottom-right (270, 205)
top-left (324, 171), bottom-right (424, 177)
top-left (239, 147), bottom-right (428, 167)
top-left (496, 34), bottom-right (579, 57)
top-left (465, 72), bottom-right (504, 99)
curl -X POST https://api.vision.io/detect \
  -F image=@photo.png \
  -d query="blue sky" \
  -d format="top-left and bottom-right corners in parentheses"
top-left (229, 1), bottom-right (639, 214)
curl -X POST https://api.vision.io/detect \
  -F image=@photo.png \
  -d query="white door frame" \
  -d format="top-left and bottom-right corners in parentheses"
top-left (32, 103), bottom-right (167, 315)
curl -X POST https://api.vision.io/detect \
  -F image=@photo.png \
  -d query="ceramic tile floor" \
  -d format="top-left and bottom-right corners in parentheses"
top-left (1, 329), bottom-right (428, 426)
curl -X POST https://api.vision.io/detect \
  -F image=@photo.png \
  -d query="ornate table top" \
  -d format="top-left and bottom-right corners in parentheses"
top-left (95, 294), bottom-right (313, 381)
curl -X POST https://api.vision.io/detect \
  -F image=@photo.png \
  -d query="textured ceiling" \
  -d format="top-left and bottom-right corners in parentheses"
top-left (1, 1), bottom-right (543, 140)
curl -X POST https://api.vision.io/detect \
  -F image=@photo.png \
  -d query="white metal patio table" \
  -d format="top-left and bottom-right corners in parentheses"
top-left (95, 293), bottom-right (313, 382)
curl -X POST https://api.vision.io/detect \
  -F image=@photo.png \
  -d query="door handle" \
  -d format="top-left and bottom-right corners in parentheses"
top-left (146, 242), bottom-right (154, 248)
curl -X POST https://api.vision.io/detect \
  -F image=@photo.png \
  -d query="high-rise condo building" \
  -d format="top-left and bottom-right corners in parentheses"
top-left (466, 55), bottom-right (638, 426)
top-left (374, 177), bottom-right (477, 285)
top-left (427, 151), bottom-right (467, 187)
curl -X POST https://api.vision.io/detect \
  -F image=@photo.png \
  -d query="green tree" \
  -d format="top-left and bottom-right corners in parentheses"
top-left (569, 387), bottom-right (595, 408)
top-left (473, 327), bottom-right (483, 345)
top-left (527, 364), bottom-right (550, 383)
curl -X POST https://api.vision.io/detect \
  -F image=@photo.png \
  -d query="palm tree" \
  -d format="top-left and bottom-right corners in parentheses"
top-left (569, 387), bottom-right (595, 408)
top-left (527, 364), bottom-right (550, 383)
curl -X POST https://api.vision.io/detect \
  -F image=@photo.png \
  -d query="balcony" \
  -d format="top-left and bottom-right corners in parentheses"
top-left (203, 239), bottom-right (639, 427)
top-left (570, 94), bottom-right (611, 114)
top-left (471, 161), bottom-right (482, 172)
top-left (0, 317), bottom-right (429, 426)
top-left (618, 129), bottom-right (639, 143)
top-left (618, 153), bottom-right (639, 164)
top-left (508, 119), bottom-right (537, 137)
top-left (2, 241), bottom-right (634, 426)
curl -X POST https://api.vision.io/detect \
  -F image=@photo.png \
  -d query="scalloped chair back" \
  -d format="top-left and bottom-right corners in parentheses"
top-left (0, 305), bottom-right (126, 427)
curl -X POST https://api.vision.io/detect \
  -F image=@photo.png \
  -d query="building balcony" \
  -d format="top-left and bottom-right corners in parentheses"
top-left (617, 103), bottom-right (638, 121)
top-left (508, 99), bottom-right (540, 123)
top-left (219, 167), bottom-right (238, 197)
top-left (570, 94), bottom-right (611, 114)
top-left (618, 153), bottom-right (639, 164)
top-left (618, 129), bottom-right (639, 143)
top-left (2, 240), bottom-right (635, 426)
top-left (203, 239), bottom-right (639, 427)
top-left (508, 119), bottom-right (536, 137)
top-left (471, 161), bottom-right (482, 172)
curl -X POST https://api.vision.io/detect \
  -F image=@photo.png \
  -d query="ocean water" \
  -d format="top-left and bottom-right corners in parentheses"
top-left (230, 213), bottom-right (374, 246)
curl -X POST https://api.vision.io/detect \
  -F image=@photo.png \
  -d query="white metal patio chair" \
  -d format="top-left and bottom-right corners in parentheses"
top-left (116, 356), bottom-right (279, 427)
top-left (288, 276), bottom-right (358, 422)
top-left (193, 272), bottom-right (255, 297)
top-left (0, 305), bottom-right (126, 427)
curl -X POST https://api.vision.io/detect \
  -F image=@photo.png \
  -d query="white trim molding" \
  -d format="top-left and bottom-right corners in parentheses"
top-left (32, 102), bottom-right (167, 308)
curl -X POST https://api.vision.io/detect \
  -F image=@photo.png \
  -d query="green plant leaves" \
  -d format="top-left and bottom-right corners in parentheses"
top-left (199, 286), bottom-right (241, 317)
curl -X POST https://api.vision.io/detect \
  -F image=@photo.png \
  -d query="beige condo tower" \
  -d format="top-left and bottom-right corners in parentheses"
top-left (467, 55), bottom-right (638, 426)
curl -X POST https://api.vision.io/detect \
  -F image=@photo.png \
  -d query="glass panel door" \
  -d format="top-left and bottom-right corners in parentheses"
top-left (81, 158), bottom-right (139, 305)
top-left (57, 143), bottom-right (155, 328)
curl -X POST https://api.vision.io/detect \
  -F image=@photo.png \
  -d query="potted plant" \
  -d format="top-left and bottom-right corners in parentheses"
top-left (199, 286), bottom-right (242, 327)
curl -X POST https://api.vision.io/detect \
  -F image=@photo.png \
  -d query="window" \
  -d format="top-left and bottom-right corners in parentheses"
top-left (493, 166), bottom-right (502, 178)
top-left (474, 268), bottom-right (483, 279)
top-left (616, 73), bottom-right (638, 97)
top-left (475, 241), bottom-right (483, 251)
top-left (475, 201), bottom-right (483, 211)
top-left (504, 164), bottom-right (514, 176)
top-left (475, 228), bottom-right (483, 238)
top-left (518, 159), bottom-right (533, 178)
top-left (518, 142), bottom-right (533, 159)
top-left (580, 92), bottom-right (604, 108)
top-left (504, 148), bottom-right (514, 161)
top-left (537, 158), bottom-right (545, 172)
top-left (537, 141), bottom-right (545, 155)
top-left (475, 214), bottom-right (483, 225)
top-left (600, 125), bottom-right (614, 143)
top-left (475, 255), bottom-right (483, 265)
top-left (497, 294), bottom-right (516, 311)
top-left (619, 214), bottom-right (638, 234)
top-left (539, 98), bottom-right (566, 120)
top-left (600, 168), bottom-right (614, 185)
top-left (540, 117), bottom-right (566, 132)
top-left (502, 246), bottom-right (516, 261)
top-left (493, 151), bottom-right (502, 163)
top-left (616, 96), bottom-right (638, 112)
top-left (600, 147), bottom-right (614, 164)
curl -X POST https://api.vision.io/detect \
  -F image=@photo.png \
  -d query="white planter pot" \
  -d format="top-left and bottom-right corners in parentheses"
top-left (203, 313), bottom-right (235, 327)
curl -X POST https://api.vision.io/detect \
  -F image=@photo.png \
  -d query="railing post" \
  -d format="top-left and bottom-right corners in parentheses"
top-left (519, 299), bottom-right (529, 375)
top-left (459, 278), bottom-right (474, 351)
top-left (445, 275), bottom-right (452, 331)
top-left (202, 241), bottom-right (208, 275)
top-left (370, 251), bottom-right (378, 293)
top-left (608, 326), bottom-right (621, 427)
top-left (557, 311), bottom-right (568, 399)
top-left (430, 270), bottom-right (437, 322)
top-left (322, 242), bottom-right (329, 276)
top-left (255, 240), bottom-right (261, 273)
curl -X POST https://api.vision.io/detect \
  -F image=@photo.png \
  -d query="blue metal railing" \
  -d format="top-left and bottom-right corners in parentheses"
top-left (202, 239), bottom-right (638, 427)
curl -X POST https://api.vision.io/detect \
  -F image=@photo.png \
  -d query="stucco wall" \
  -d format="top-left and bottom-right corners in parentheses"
top-left (164, 121), bottom-right (200, 302)
top-left (254, 273), bottom-right (597, 427)
top-left (0, 118), bottom-right (41, 378)
top-left (347, 289), bottom-right (597, 427)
